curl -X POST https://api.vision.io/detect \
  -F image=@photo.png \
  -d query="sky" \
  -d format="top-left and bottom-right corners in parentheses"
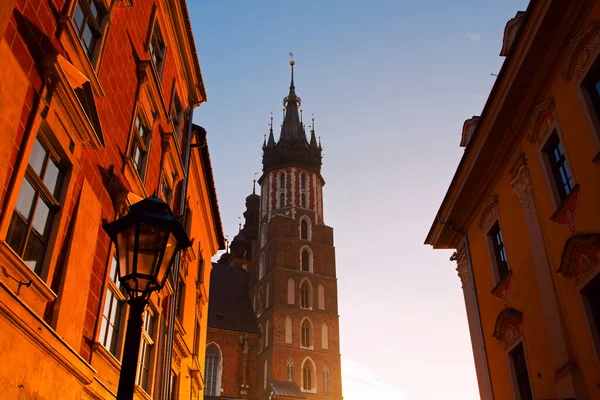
top-left (187, 1), bottom-right (529, 399)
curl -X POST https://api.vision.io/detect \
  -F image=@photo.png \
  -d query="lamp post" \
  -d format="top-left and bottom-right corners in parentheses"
top-left (103, 195), bottom-right (191, 400)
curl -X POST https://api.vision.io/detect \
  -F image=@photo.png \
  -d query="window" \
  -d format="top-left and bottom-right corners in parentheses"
top-left (287, 358), bottom-right (294, 382)
top-left (323, 363), bottom-right (331, 393)
top-left (205, 344), bottom-right (221, 396)
top-left (258, 325), bottom-right (263, 353)
top-left (169, 371), bottom-right (179, 399)
top-left (263, 359), bottom-right (268, 389)
top-left (266, 281), bottom-right (270, 308)
top-left (257, 289), bottom-right (263, 316)
top-left (301, 319), bottom-right (312, 348)
top-left (261, 223), bottom-right (267, 247)
top-left (149, 22), bottom-right (166, 79)
top-left (301, 219), bottom-right (309, 240)
top-left (98, 256), bottom-right (125, 357)
top-left (279, 172), bottom-right (286, 189)
top-left (171, 93), bottom-right (184, 144)
top-left (321, 321), bottom-right (329, 350)
top-left (265, 319), bottom-right (269, 348)
top-left (301, 193), bottom-right (307, 209)
top-left (279, 192), bottom-right (285, 209)
top-left (193, 319), bottom-right (201, 355)
top-left (317, 283), bottom-right (325, 310)
top-left (287, 277), bottom-right (295, 305)
top-left (7, 136), bottom-right (64, 274)
top-left (509, 343), bottom-right (533, 400)
top-left (197, 254), bottom-right (204, 284)
top-left (259, 253), bottom-right (265, 280)
top-left (300, 173), bottom-right (307, 189)
top-left (300, 280), bottom-right (312, 309)
top-left (176, 275), bottom-right (186, 321)
top-left (72, 0), bottom-right (106, 60)
top-left (583, 273), bottom-right (600, 348)
top-left (160, 176), bottom-right (172, 206)
top-left (583, 61), bottom-right (600, 129)
top-left (301, 249), bottom-right (310, 272)
top-left (137, 309), bottom-right (156, 392)
top-left (543, 132), bottom-right (574, 202)
top-left (489, 223), bottom-right (509, 281)
top-left (302, 359), bottom-right (314, 391)
top-left (285, 315), bottom-right (293, 344)
top-left (129, 114), bottom-right (151, 179)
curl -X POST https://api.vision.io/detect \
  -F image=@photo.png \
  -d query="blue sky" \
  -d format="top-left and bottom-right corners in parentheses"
top-left (187, 1), bottom-right (529, 398)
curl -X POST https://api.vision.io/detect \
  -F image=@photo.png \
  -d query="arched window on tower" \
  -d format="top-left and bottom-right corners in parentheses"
top-left (257, 289), bottom-right (263, 317)
top-left (300, 280), bottom-right (312, 309)
top-left (301, 248), bottom-right (312, 272)
top-left (301, 219), bottom-right (309, 240)
top-left (287, 357), bottom-right (294, 382)
top-left (264, 359), bottom-right (268, 389)
top-left (279, 192), bottom-right (285, 209)
top-left (317, 283), bottom-right (325, 310)
top-left (285, 315), bottom-right (293, 344)
top-left (258, 325), bottom-right (263, 353)
top-left (321, 321), bottom-right (329, 350)
top-left (265, 318), bottom-right (269, 348)
top-left (279, 172), bottom-right (286, 189)
top-left (323, 363), bottom-right (331, 393)
top-left (205, 344), bottom-right (222, 396)
top-left (302, 358), bottom-right (315, 391)
top-left (301, 173), bottom-right (307, 189)
top-left (259, 253), bottom-right (265, 280)
top-left (301, 319), bottom-right (312, 348)
top-left (301, 193), bottom-right (307, 208)
top-left (287, 277), bottom-right (295, 305)
top-left (261, 223), bottom-right (266, 247)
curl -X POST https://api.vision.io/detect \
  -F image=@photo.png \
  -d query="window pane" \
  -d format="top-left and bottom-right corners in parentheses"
top-left (73, 2), bottom-right (85, 31)
top-left (23, 232), bottom-right (45, 272)
top-left (43, 159), bottom-right (62, 198)
top-left (6, 213), bottom-right (28, 255)
top-left (14, 178), bottom-right (36, 220)
top-left (89, 0), bottom-right (98, 21)
top-left (29, 139), bottom-right (47, 177)
top-left (31, 199), bottom-right (51, 235)
top-left (82, 25), bottom-right (94, 51)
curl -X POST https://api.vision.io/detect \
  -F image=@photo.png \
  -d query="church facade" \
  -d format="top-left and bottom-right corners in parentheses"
top-left (204, 62), bottom-right (343, 400)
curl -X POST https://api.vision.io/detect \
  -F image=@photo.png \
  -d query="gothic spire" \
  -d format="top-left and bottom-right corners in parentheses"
top-left (310, 114), bottom-right (318, 148)
top-left (279, 60), bottom-right (305, 142)
top-left (267, 113), bottom-right (275, 147)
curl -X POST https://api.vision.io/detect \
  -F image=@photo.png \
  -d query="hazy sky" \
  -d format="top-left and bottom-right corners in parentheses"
top-left (188, 1), bottom-right (529, 399)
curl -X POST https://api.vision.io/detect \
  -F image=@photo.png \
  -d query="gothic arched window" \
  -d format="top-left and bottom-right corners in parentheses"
top-left (300, 280), bottom-right (312, 309)
top-left (301, 193), bottom-right (307, 208)
top-left (287, 277), bottom-right (295, 305)
top-left (287, 357), bottom-right (294, 382)
top-left (302, 358), bottom-right (314, 391)
top-left (279, 171), bottom-right (286, 189)
top-left (301, 173), bottom-right (307, 189)
top-left (301, 249), bottom-right (310, 272)
top-left (323, 363), bottom-right (331, 393)
top-left (279, 192), bottom-right (285, 209)
top-left (321, 321), bottom-right (329, 350)
top-left (263, 359), bottom-right (268, 389)
top-left (259, 253), bottom-right (265, 280)
top-left (317, 283), bottom-right (325, 310)
top-left (301, 219), bottom-right (308, 240)
top-left (285, 314), bottom-right (293, 344)
top-left (205, 344), bottom-right (222, 396)
top-left (301, 319), bottom-right (312, 348)
top-left (265, 318), bottom-right (269, 348)
top-left (261, 223), bottom-right (266, 247)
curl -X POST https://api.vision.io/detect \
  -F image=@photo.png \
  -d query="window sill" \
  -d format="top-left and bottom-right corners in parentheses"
top-left (490, 270), bottom-right (513, 302)
top-left (56, 17), bottom-right (104, 97)
top-left (92, 341), bottom-right (121, 374)
top-left (301, 388), bottom-right (317, 394)
top-left (550, 184), bottom-right (580, 231)
top-left (0, 241), bottom-right (57, 306)
top-left (300, 306), bottom-right (313, 311)
top-left (300, 345), bottom-right (314, 350)
top-left (122, 157), bottom-right (148, 198)
top-left (134, 385), bottom-right (152, 400)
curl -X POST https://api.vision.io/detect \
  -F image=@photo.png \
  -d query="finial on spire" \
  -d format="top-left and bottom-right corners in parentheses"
top-left (267, 113), bottom-right (275, 147)
top-left (238, 216), bottom-right (242, 233)
top-left (300, 109), bottom-right (303, 124)
top-left (312, 113), bottom-right (315, 132)
top-left (309, 113), bottom-right (318, 148)
top-left (253, 172), bottom-right (258, 194)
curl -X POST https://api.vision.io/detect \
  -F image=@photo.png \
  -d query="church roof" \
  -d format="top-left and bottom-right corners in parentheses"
top-left (207, 263), bottom-right (258, 334)
top-left (268, 380), bottom-right (307, 399)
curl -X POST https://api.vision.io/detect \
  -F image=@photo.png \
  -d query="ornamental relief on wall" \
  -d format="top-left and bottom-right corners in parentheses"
top-left (478, 195), bottom-right (499, 233)
top-left (558, 234), bottom-right (600, 285)
top-left (528, 97), bottom-right (556, 145)
top-left (562, 20), bottom-right (600, 81)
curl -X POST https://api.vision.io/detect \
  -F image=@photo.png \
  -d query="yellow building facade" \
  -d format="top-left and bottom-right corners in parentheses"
top-left (427, 1), bottom-right (600, 399)
top-left (0, 0), bottom-right (223, 399)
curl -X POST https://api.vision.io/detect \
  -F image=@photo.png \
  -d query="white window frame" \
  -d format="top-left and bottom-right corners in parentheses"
top-left (204, 342), bottom-right (223, 397)
top-left (98, 254), bottom-right (126, 358)
top-left (300, 317), bottom-right (313, 350)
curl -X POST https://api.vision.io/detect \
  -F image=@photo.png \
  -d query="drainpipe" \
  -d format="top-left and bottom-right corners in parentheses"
top-left (443, 218), bottom-right (494, 399)
top-left (161, 104), bottom-right (200, 399)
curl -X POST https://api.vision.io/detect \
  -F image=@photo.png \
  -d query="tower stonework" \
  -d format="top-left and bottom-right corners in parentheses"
top-left (251, 61), bottom-right (343, 399)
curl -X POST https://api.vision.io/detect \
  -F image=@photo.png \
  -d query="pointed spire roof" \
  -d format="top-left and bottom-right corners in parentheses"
top-left (267, 113), bottom-right (275, 147)
top-left (309, 114), bottom-right (318, 148)
top-left (280, 61), bottom-right (306, 142)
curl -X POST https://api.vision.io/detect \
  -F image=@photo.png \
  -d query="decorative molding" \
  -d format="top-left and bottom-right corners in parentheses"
top-left (528, 97), bottom-right (556, 144)
top-left (511, 165), bottom-right (533, 217)
top-left (551, 185), bottom-right (580, 232)
top-left (492, 308), bottom-right (523, 348)
top-left (460, 116), bottom-right (480, 148)
top-left (478, 195), bottom-right (499, 232)
top-left (562, 20), bottom-right (600, 81)
top-left (500, 12), bottom-right (526, 56)
top-left (491, 271), bottom-right (512, 305)
top-left (557, 234), bottom-right (600, 284)
top-left (455, 241), bottom-right (470, 287)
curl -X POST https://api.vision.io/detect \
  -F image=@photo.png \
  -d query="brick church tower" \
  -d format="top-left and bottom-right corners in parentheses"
top-left (250, 61), bottom-right (343, 399)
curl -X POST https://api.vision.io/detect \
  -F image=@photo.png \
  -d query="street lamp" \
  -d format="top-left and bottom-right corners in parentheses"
top-left (103, 195), bottom-right (192, 400)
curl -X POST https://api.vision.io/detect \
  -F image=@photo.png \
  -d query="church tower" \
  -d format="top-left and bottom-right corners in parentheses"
top-left (250, 61), bottom-right (343, 399)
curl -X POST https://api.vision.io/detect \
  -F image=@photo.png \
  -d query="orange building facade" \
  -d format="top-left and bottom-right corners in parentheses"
top-left (427, 1), bottom-right (600, 399)
top-left (0, 1), bottom-right (223, 399)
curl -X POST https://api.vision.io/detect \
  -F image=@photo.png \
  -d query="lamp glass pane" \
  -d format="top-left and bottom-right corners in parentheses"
top-left (156, 232), bottom-right (178, 286)
top-left (116, 225), bottom-right (136, 281)
top-left (136, 223), bottom-right (170, 279)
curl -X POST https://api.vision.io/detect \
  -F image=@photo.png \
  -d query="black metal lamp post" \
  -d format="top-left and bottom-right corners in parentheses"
top-left (103, 195), bottom-right (191, 400)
